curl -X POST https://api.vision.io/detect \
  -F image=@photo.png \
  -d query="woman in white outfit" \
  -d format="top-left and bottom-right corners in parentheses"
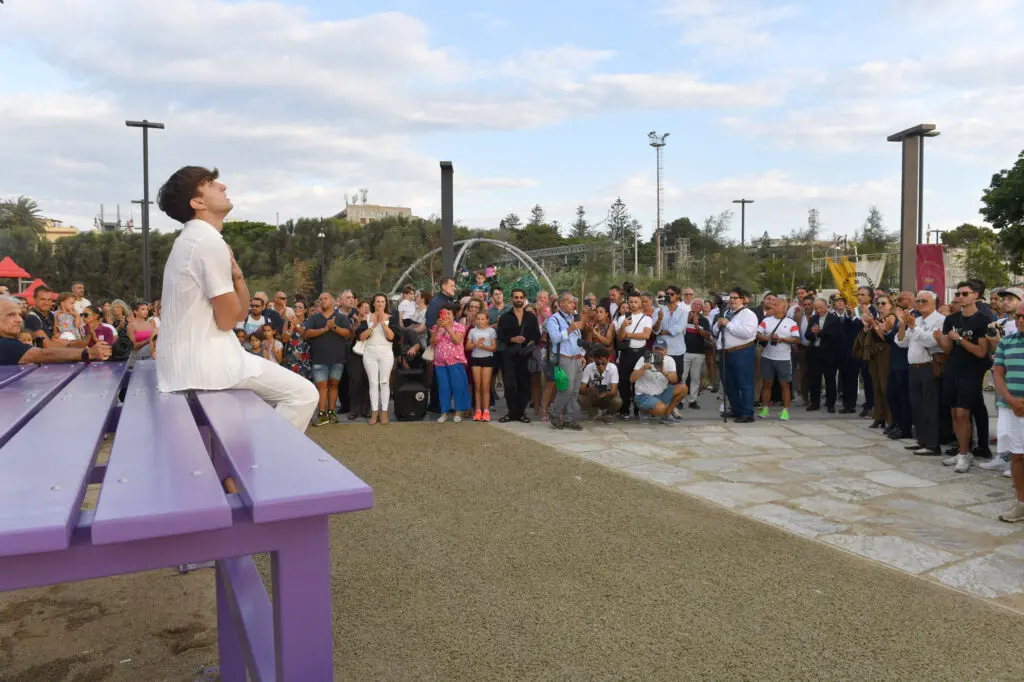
top-left (356, 293), bottom-right (397, 424)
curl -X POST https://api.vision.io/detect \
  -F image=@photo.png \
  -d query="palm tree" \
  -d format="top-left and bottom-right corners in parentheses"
top-left (0, 196), bottom-right (44, 233)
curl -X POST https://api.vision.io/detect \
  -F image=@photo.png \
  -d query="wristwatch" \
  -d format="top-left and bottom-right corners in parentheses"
top-left (80, 348), bottom-right (90, 362)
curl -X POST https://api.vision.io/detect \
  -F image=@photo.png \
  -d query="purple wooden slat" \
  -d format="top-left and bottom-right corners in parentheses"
top-left (194, 390), bottom-right (373, 523)
top-left (91, 361), bottom-right (233, 545)
top-left (218, 556), bottom-right (276, 681)
top-left (0, 364), bottom-right (83, 448)
top-left (0, 362), bottom-right (125, 557)
top-left (0, 364), bottom-right (36, 389)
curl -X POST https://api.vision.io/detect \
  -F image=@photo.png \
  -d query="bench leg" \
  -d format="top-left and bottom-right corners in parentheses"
top-left (271, 515), bottom-right (333, 681)
top-left (216, 563), bottom-right (248, 682)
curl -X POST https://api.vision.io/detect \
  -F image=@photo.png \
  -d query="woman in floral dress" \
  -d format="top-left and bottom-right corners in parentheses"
top-left (284, 299), bottom-right (312, 379)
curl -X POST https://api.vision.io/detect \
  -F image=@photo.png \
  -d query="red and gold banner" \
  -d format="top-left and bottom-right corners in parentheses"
top-left (916, 244), bottom-right (946, 304)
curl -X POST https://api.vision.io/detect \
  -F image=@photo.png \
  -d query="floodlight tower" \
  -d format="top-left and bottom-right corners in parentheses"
top-left (648, 131), bottom-right (669, 278)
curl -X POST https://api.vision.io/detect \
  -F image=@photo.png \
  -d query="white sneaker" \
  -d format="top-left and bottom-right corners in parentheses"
top-left (593, 408), bottom-right (606, 422)
top-left (453, 415), bottom-right (463, 423)
top-left (953, 453), bottom-right (974, 474)
top-left (672, 406), bottom-right (682, 419)
top-left (998, 502), bottom-right (1024, 523)
top-left (942, 455), bottom-right (959, 467)
top-left (1005, 469), bottom-right (1013, 478)
top-left (436, 413), bottom-right (448, 423)
top-left (980, 454), bottom-right (1010, 471)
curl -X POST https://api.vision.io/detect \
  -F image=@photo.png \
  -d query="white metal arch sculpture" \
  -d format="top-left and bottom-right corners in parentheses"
top-left (388, 238), bottom-right (557, 297)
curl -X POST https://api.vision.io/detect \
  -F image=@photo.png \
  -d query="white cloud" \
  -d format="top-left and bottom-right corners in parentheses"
top-left (659, 0), bottom-right (800, 50)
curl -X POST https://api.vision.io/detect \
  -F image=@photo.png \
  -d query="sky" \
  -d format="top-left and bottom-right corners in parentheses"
top-left (1, 0), bottom-right (1021, 244)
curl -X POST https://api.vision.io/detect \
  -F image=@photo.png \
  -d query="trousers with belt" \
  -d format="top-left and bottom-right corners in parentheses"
top-left (549, 355), bottom-right (583, 422)
top-left (807, 345), bottom-right (838, 409)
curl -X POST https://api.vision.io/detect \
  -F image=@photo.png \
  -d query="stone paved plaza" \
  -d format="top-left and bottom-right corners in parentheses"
top-left (494, 396), bottom-right (1024, 613)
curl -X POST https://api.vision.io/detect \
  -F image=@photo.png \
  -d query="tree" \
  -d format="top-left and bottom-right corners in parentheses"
top-left (0, 196), bottom-right (44, 233)
top-left (981, 149), bottom-right (1024, 272)
top-left (570, 205), bottom-right (589, 239)
top-left (941, 223), bottom-right (984, 248)
top-left (964, 227), bottom-right (1009, 286)
top-left (528, 204), bottom-right (546, 228)
top-left (499, 213), bottom-right (521, 231)
top-left (857, 205), bottom-right (896, 254)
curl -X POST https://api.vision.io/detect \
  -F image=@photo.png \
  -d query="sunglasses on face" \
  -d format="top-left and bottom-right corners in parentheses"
top-left (955, 291), bottom-right (973, 297)
top-left (729, 296), bottom-right (741, 300)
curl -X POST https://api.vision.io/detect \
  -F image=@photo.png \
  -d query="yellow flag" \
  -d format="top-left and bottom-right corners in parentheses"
top-left (827, 257), bottom-right (858, 306)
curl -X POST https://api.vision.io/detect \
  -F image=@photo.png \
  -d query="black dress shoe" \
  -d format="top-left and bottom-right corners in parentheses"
top-left (807, 405), bottom-right (820, 412)
top-left (827, 406), bottom-right (836, 414)
top-left (870, 420), bottom-right (885, 428)
top-left (859, 408), bottom-right (871, 418)
top-left (905, 444), bottom-right (922, 450)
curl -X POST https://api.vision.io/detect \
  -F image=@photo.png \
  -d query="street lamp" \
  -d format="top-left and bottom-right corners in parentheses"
top-left (732, 198), bottom-right (754, 247)
top-left (125, 119), bottom-right (165, 301)
top-left (648, 131), bottom-right (669, 278)
top-left (318, 219), bottom-right (326, 293)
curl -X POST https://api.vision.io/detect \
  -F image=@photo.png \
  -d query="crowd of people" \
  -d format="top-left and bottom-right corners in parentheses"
top-left (1, 271), bottom-right (1022, 524)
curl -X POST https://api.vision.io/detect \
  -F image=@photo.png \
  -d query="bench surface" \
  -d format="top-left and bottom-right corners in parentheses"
top-left (0, 359), bottom-right (373, 558)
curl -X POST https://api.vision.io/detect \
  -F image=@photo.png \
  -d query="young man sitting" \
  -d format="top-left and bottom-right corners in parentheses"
top-left (629, 337), bottom-right (688, 424)
top-left (579, 344), bottom-right (622, 423)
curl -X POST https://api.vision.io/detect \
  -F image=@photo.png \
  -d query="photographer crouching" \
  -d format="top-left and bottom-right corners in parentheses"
top-left (579, 344), bottom-right (622, 422)
top-left (629, 338), bottom-right (688, 423)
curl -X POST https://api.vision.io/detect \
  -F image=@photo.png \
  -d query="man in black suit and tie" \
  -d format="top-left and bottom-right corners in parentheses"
top-left (805, 297), bottom-right (843, 413)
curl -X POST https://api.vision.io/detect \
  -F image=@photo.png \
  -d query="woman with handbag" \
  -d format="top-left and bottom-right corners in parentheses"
top-left (355, 293), bottom-right (397, 425)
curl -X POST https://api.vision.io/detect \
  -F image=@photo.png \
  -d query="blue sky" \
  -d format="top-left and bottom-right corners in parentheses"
top-left (1, 0), bottom-right (1021, 244)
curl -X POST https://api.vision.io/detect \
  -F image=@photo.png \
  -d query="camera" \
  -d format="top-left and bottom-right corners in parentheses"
top-left (769, 336), bottom-right (779, 346)
top-left (986, 324), bottom-right (1000, 338)
top-left (109, 335), bottom-right (134, 361)
top-left (642, 350), bottom-right (652, 364)
top-left (593, 379), bottom-right (607, 394)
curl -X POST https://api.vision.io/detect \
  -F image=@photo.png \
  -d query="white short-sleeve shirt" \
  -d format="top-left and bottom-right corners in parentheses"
top-left (618, 313), bottom-right (653, 349)
top-left (633, 355), bottom-right (676, 396)
top-left (581, 361), bottom-right (619, 388)
top-left (157, 219), bottom-right (260, 392)
top-left (758, 316), bottom-right (800, 362)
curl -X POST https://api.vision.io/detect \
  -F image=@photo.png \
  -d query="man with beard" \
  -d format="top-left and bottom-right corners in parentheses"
top-left (497, 288), bottom-right (541, 423)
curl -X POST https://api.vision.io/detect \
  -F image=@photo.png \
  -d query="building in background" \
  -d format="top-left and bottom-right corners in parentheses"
top-left (41, 217), bottom-right (80, 242)
top-left (335, 203), bottom-right (412, 225)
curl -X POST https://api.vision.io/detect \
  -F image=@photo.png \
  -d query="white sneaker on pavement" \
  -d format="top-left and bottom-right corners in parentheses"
top-left (942, 455), bottom-right (958, 466)
top-left (998, 502), bottom-right (1024, 523)
top-left (672, 406), bottom-right (682, 419)
top-left (453, 415), bottom-right (463, 423)
top-left (953, 452), bottom-right (974, 473)
top-left (1005, 468), bottom-right (1013, 478)
top-left (980, 454), bottom-right (1010, 471)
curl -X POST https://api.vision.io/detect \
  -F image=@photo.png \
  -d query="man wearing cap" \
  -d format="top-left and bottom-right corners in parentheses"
top-left (630, 337), bottom-right (687, 423)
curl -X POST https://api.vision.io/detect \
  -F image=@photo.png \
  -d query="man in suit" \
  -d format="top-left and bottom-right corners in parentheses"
top-left (805, 297), bottom-right (843, 413)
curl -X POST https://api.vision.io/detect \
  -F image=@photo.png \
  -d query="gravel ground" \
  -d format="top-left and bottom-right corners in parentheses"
top-left (1, 423), bottom-right (1022, 681)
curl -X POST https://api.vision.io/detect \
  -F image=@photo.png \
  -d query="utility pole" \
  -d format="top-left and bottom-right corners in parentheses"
top-left (732, 198), bottom-right (754, 247)
top-left (125, 119), bottom-right (165, 301)
top-left (648, 131), bottom-right (669, 278)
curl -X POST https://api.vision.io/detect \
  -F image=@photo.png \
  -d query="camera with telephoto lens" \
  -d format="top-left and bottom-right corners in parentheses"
top-left (109, 335), bottom-right (134, 361)
top-left (593, 378), bottom-right (607, 394)
top-left (986, 323), bottom-right (1001, 338)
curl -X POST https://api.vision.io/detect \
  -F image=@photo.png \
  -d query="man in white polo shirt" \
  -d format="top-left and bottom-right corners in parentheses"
top-left (155, 166), bottom-right (318, 432)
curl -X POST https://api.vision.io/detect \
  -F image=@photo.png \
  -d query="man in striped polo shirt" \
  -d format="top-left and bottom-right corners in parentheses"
top-left (994, 300), bottom-right (1024, 523)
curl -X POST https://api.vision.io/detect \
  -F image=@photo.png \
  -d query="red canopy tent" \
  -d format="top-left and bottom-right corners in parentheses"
top-left (13, 279), bottom-right (47, 306)
top-left (0, 256), bottom-right (31, 280)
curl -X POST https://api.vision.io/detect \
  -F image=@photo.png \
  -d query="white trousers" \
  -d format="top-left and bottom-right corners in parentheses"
top-left (361, 344), bottom-right (395, 412)
top-left (233, 356), bottom-right (319, 433)
top-left (681, 352), bottom-right (704, 404)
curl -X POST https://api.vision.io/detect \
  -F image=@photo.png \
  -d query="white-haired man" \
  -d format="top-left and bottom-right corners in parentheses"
top-left (897, 290), bottom-right (946, 456)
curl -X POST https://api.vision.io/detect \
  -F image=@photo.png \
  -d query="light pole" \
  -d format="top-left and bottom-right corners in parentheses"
top-left (887, 124), bottom-right (940, 292)
top-left (648, 131), bottom-right (669, 278)
top-left (125, 119), bottom-right (165, 301)
top-left (732, 198), bottom-right (754, 247)
top-left (318, 219), bottom-right (326, 293)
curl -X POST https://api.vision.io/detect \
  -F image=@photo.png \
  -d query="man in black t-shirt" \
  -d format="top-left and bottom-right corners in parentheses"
top-left (936, 280), bottom-right (994, 473)
top-left (22, 286), bottom-right (56, 348)
top-left (302, 292), bottom-right (353, 425)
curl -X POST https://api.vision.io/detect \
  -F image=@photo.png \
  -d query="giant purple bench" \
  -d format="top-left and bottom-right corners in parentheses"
top-left (0, 360), bottom-right (373, 680)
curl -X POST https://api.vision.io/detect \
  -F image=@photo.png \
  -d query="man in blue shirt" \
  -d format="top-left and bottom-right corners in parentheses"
top-left (545, 291), bottom-right (585, 430)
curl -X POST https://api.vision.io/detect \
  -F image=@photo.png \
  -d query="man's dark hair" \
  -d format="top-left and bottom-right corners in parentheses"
top-left (510, 288), bottom-right (527, 298)
top-left (591, 344), bottom-right (610, 360)
top-left (627, 290), bottom-right (642, 301)
top-left (440, 277), bottom-right (455, 288)
top-left (957, 280), bottom-right (983, 295)
top-left (609, 285), bottom-right (622, 293)
top-left (967, 278), bottom-right (986, 295)
top-left (731, 286), bottom-right (748, 299)
top-left (857, 286), bottom-right (874, 299)
top-left (665, 285), bottom-right (681, 296)
top-left (158, 166), bottom-right (220, 224)
top-left (491, 285), bottom-right (503, 294)
top-left (802, 295), bottom-right (815, 303)
top-left (34, 285), bottom-right (51, 296)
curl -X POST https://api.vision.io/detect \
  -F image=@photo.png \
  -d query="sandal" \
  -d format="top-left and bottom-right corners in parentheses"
top-left (499, 415), bottom-right (513, 423)
top-left (519, 416), bottom-right (531, 424)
